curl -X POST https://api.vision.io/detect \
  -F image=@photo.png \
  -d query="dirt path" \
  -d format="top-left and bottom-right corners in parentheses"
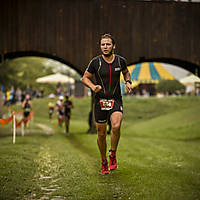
top-left (25, 123), bottom-right (65, 200)
top-left (34, 145), bottom-right (64, 200)
top-left (36, 123), bottom-right (54, 136)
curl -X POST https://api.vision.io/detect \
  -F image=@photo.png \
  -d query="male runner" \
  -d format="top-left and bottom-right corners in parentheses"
top-left (63, 95), bottom-right (73, 135)
top-left (56, 96), bottom-right (64, 127)
top-left (82, 33), bottom-right (133, 174)
top-left (48, 99), bottom-right (55, 121)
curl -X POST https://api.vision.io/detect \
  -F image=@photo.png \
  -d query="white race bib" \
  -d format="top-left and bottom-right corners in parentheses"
top-left (99, 99), bottom-right (115, 111)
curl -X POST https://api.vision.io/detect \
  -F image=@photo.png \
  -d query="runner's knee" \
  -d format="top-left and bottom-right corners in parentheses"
top-left (98, 131), bottom-right (106, 140)
top-left (112, 122), bottom-right (121, 132)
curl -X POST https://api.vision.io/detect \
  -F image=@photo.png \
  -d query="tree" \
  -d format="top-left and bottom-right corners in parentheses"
top-left (0, 59), bottom-right (19, 90)
top-left (156, 80), bottom-right (185, 95)
top-left (0, 57), bottom-right (54, 91)
top-left (0, 56), bottom-right (80, 95)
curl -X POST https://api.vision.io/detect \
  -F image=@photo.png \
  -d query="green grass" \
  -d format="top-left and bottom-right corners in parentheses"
top-left (0, 96), bottom-right (200, 200)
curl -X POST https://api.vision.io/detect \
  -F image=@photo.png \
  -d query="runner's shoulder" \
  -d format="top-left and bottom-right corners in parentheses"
top-left (115, 54), bottom-right (127, 63)
top-left (115, 55), bottom-right (127, 70)
top-left (91, 55), bottom-right (101, 63)
top-left (87, 55), bottom-right (101, 72)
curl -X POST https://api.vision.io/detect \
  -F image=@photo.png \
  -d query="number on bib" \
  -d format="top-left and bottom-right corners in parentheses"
top-left (99, 99), bottom-right (115, 110)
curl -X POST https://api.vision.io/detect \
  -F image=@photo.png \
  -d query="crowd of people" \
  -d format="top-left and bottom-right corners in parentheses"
top-left (1, 84), bottom-right (74, 134)
top-left (1, 85), bottom-right (44, 106)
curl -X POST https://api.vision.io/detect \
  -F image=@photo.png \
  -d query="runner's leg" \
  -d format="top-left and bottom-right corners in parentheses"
top-left (96, 122), bottom-right (110, 174)
top-left (109, 112), bottom-right (122, 170)
top-left (65, 115), bottom-right (69, 134)
top-left (67, 114), bottom-right (71, 133)
top-left (96, 122), bottom-right (107, 159)
top-left (110, 112), bottom-right (123, 151)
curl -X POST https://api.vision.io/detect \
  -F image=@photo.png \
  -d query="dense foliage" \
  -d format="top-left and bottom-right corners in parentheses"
top-left (0, 57), bottom-right (54, 91)
top-left (0, 57), bottom-right (79, 95)
top-left (156, 79), bottom-right (185, 94)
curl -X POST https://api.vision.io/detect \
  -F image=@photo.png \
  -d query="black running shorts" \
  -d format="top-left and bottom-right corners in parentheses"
top-left (94, 98), bottom-right (123, 123)
top-left (24, 112), bottom-right (30, 118)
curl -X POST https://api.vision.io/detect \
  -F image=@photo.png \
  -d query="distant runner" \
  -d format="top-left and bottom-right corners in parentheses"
top-left (56, 96), bottom-right (64, 127)
top-left (22, 94), bottom-right (32, 127)
top-left (63, 95), bottom-right (73, 135)
top-left (48, 101), bottom-right (55, 121)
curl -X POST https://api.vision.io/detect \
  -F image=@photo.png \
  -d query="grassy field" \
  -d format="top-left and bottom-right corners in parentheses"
top-left (0, 96), bottom-right (200, 200)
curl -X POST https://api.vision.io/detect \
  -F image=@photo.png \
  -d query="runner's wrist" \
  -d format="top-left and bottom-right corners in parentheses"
top-left (125, 80), bottom-right (132, 84)
top-left (91, 85), bottom-right (98, 92)
top-left (91, 85), bottom-right (96, 92)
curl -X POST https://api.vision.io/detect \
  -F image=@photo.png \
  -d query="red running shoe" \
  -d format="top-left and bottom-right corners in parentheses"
top-left (101, 158), bottom-right (110, 175)
top-left (109, 151), bottom-right (118, 170)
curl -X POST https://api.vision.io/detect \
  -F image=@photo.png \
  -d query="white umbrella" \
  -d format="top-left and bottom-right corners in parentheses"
top-left (179, 74), bottom-right (200, 85)
top-left (36, 73), bottom-right (75, 84)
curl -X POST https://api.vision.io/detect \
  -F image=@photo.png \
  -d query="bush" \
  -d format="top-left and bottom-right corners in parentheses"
top-left (156, 80), bottom-right (185, 95)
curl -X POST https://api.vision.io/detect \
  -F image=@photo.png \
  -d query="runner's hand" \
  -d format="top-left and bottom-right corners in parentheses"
top-left (93, 85), bottom-right (102, 93)
top-left (126, 82), bottom-right (133, 94)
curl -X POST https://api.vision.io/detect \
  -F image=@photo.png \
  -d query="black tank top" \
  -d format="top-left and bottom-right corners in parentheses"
top-left (86, 54), bottom-right (127, 100)
top-left (24, 101), bottom-right (31, 112)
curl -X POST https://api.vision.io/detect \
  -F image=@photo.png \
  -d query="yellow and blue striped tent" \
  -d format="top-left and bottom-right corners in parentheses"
top-left (121, 62), bottom-right (175, 87)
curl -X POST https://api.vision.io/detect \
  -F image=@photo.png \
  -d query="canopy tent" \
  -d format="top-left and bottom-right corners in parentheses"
top-left (120, 62), bottom-right (176, 95)
top-left (179, 74), bottom-right (200, 85)
top-left (121, 62), bottom-right (175, 86)
top-left (36, 73), bottom-right (75, 84)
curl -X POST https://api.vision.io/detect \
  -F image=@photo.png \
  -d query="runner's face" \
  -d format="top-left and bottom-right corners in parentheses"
top-left (100, 38), bottom-right (115, 57)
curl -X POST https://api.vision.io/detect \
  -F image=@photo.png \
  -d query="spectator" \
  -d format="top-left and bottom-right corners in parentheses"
top-left (16, 87), bottom-right (22, 104)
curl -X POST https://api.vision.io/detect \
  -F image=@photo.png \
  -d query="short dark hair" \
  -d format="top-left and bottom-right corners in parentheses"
top-left (99, 33), bottom-right (115, 45)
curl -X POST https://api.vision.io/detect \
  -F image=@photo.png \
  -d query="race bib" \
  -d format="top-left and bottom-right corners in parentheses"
top-left (99, 99), bottom-right (115, 111)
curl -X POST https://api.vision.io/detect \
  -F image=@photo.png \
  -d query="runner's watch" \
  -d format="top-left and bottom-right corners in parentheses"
top-left (125, 80), bottom-right (132, 84)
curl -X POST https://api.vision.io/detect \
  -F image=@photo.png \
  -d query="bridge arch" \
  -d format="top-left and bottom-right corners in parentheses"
top-left (2, 52), bottom-right (199, 77)
top-left (2, 51), bottom-right (83, 76)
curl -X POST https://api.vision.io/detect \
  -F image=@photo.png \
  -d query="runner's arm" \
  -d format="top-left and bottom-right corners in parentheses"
top-left (22, 100), bottom-right (26, 108)
top-left (22, 101), bottom-right (25, 108)
top-left (81, 71), bottom-right (102, 93)
top-left (122, 68), bottom-right (133, 94)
